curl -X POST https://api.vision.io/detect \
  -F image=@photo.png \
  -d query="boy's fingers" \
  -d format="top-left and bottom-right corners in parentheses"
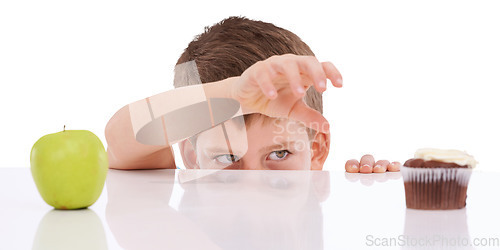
top-left (251, 62), bottom-right (277, 99)
top-left (345, 159), bottom-right (360, 173)
top-left (373, 160), bottom-right (390, 173)
top-left (249, 61), bottom-right (277, 99)
top-left (387, 161), bottom-right (401, 172)
top-left (287, 100), bottom-right (329, 134)
top-left (322, 62), bottom-right (343, 88)
top-left (359, 154), bottom-right (375, 173)
top-left (360, 154), bottom-right (375, 166)
top-left (271, 60), bottom-right (306, 97)
top-left (298, 56), bottom-right (327, 93)
top-left (359, 164), bottom-right (373, 173)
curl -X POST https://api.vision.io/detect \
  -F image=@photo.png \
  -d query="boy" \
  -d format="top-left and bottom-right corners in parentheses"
top-left (105, 17), bottom-right (400, 172)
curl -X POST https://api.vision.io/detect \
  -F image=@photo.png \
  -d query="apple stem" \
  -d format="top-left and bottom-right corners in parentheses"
top-left (64, 125), bottom-right (66, 132)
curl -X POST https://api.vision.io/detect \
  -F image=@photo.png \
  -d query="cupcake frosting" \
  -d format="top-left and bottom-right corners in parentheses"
top-left (414, 148), bottom-right (477, 168)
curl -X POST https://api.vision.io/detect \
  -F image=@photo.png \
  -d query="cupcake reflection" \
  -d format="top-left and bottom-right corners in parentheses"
top-left (402, 208), bottom-right (473, 250)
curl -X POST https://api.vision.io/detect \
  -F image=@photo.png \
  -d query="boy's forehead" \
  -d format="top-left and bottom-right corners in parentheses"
top-left (196, 115), bottom-right (308, 146)
top-left (243, 116), bottom-right (307, 133)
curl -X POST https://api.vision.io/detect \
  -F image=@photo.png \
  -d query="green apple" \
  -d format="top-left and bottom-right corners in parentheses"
top-left (30, 128), bottom-right (108, 209)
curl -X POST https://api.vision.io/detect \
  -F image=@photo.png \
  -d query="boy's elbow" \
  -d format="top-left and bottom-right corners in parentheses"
top-left (104, 105), bottom-right (176, 170)
top-left (104, 106), bottom-right (138, 170)
top-left (107, 146), bottom-right (176, 170)
top-left (106, 146), bottom-right (132, 170)
top-left (105, 105), bottom-right (129, 143)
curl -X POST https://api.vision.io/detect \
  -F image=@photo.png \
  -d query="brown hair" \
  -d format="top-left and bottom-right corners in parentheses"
top-left (177, 16), bottom-right (324, 152)
top-left (174, 16), bottom-right (323, 115)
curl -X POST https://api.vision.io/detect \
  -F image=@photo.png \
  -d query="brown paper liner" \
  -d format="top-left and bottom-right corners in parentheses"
top-left (401, 167), bottom-right (471, 210)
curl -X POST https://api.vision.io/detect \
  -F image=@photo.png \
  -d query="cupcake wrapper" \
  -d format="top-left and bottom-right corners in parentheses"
top-left (401, 167), bottom-right (472, 210)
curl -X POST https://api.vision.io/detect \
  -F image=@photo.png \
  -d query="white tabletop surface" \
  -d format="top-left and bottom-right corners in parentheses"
top-left (1, 168), bottom-right (499, 250)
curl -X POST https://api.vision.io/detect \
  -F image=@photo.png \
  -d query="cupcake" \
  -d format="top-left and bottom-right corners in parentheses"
top-left (402, 148), bottom-right (477, 210)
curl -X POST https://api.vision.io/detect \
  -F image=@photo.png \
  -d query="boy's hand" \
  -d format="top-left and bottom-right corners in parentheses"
top-left (231, 54), bottom-right (343, 134)
top-left (345, 154), bottom-right (401, 173)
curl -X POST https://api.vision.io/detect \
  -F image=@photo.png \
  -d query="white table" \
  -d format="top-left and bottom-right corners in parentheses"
top-left (1, 168), bottom-right (499, 250)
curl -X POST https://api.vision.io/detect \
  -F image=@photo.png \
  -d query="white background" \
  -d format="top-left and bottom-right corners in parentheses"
top-left (1, 0), bottom-right (499, 171)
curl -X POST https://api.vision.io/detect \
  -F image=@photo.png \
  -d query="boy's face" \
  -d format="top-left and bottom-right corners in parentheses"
top-left (190, 116), bottom-right (318, 170)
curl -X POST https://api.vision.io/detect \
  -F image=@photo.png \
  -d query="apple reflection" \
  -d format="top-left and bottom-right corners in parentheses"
top-left (106, 169), bottom-right (330, 250)
top-left (32, 209), bottom-right (107, 250)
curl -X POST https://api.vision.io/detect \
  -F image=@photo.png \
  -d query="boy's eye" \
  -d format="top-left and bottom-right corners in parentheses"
top-left (268, 150), bottom-right (290, 161)
top-left (215, 154), bottom-right (240, 164)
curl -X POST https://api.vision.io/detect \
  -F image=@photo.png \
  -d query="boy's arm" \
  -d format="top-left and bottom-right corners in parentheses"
top-left (106, 54), bottom-right (343, 170)
top-left (105, 78), bottom-right (236, 170)
top-left (105, 105), bottom-right (176, 170)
